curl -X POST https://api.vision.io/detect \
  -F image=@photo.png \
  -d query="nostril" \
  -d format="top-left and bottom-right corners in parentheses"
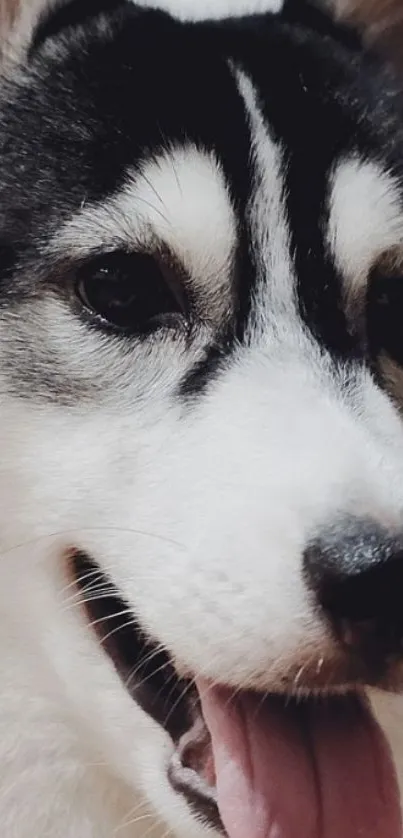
top-left (303, 518), bottom-right (403, 627)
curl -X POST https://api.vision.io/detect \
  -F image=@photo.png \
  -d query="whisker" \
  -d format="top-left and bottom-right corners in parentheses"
top-left (163, 677), bottom-right (196, 729)
top-left (129, 658), bottom-right (173, 694)
top-left (91, 616), bottom-right (138, 645)
top-left (124, 648), bottom-right (169, 692)
top-left (85, 607), bottom-right (133, 631)
top-left (113, 798), bottom-right (157, 835)
top-left (114, 811), bottom-right (155, 835)
top-left (61, 591), bottom-right (115, 612)
top-left (58, 568), bottom-right (106, 597)
top-left (0, 525), bottom-right (185, 561)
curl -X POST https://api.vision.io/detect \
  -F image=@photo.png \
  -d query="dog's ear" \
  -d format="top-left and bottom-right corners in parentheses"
top-left (0, 0), bottom-right (16, 33)
top-left (323, 0), bottom-right (403, 67)
top-left (0, 0), bottom-right (131, 65)
top-left (0, 0), bottom-right (52, 65)
top-left (326, 0), bottom-right (401, 30)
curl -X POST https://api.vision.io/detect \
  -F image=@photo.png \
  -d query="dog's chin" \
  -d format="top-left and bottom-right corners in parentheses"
top-left (71, 551), bottom-right (402, 838)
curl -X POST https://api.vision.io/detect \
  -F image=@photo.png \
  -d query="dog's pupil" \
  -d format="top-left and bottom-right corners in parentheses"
top-left (76, 251), bottom-right (183, 331)
top-left (368, 274), bottom-right (403, 366)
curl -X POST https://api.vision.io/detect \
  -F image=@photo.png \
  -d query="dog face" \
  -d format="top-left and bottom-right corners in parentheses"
top-left (2, 1), bottom-right (403, 836)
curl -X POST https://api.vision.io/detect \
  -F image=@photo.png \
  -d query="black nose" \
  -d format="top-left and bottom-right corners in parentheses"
top-left (304, 518), bottom-right (403, 661)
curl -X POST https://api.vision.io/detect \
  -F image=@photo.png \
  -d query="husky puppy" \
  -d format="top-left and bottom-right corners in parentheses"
top-left (1, 0), bottom-right (403, 836)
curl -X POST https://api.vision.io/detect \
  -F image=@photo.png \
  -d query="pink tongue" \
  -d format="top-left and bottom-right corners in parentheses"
top-left (198, 682), bottom-right (401, 838)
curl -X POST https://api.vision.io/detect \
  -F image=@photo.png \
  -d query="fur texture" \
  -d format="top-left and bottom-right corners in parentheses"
top-left (1, 1), bottom-right (403, 836)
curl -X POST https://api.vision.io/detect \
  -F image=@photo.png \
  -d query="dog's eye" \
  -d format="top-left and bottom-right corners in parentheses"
top-left (367, 272), bottom-right (403, 365)
top-left (75, 251), bottom-right (186, 332)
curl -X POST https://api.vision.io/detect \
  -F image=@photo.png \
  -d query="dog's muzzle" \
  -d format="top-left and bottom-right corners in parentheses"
top-left (70, 516), bottom-right (403, 838)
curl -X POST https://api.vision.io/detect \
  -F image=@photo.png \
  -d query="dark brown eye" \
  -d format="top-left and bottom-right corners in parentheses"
top-left (367, 272), bottom-right (403, 366)
top-left (75, 251), bottom-right (186, 332)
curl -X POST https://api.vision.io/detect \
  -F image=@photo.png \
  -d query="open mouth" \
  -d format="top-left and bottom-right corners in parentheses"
top-left (72, 551), bottom-right (402, 838)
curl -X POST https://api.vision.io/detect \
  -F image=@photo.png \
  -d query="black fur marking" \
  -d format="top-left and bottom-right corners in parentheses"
top-left (282, 0), bottom-right (362, 50)
top-left (205, 10), bottom-right (400, 356)
top-left (31, 0), bottom-right (129, 54)
top-left (179, 343), bottom-right (228, 398)
top-left (0, 2), bottom-right (403, 401)
top-left (0, 242), bottom-right (17, 288)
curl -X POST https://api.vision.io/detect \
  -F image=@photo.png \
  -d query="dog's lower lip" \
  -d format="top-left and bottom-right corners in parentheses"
top-left (71, 549), bottom-right (223, 830)
top-left (70, 550), bottom-right (195, 740)
top-left (168, 765), bottom-right (223, 834)
top-left (168, 723), bottom-right (223, 833)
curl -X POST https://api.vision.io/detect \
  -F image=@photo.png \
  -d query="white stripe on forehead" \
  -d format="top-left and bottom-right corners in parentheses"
top-left (233, 67), bottom-right (298, 341)
top-left (328, 156), bottom-right (403, 305)
top-left (48, 145), bottom-right (237, 323)
top-left (132, 0), bottom-right (284, 21)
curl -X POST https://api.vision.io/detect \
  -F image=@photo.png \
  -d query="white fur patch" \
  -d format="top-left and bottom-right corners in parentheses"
top-left (233, 66), bottom-right (297, 340)
top-left (51, 145), bottom-right (237, 322)
top-left (328, 156), bottom-right (403, 303)
top-left (134, 0), bottom-right (284, 21)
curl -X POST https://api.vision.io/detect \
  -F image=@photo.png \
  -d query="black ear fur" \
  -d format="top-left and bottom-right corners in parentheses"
top-left (282, 0), bottom-right (362, 49)
top-left (30, 0), bottom-right (129, 54)
top-left (314, 0), bottom-right (403, 57)
top-left (286, 0), bottom-right (403, 72)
